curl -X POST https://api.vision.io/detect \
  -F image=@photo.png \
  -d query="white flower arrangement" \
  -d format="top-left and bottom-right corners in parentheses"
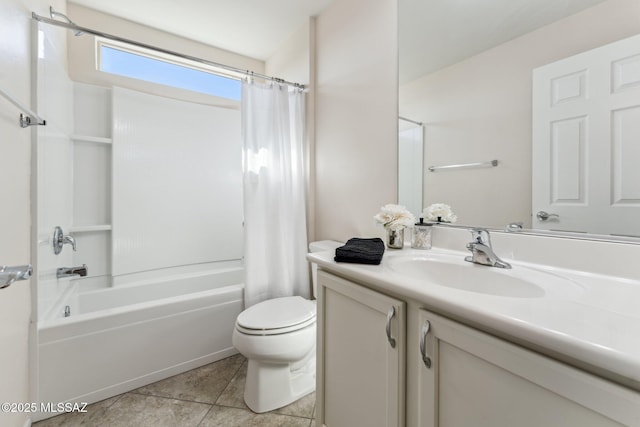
top-left (374, 204), bottom-right (416, 231)
top-left (423, 203), bottom-right (457, 223)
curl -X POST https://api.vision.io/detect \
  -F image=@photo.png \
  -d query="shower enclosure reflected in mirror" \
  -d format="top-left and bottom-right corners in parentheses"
top-left (398, 0), bottom-right (640, 240)
top-left (398, 117), bottom-right (424, 218)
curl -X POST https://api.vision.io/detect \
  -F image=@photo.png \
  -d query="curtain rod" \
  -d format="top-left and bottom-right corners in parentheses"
top-left (32, 9), bottom-right (306, 90)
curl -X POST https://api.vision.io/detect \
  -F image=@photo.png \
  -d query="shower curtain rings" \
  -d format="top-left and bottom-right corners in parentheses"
top-left (244, 71), bottom-right (254, 84)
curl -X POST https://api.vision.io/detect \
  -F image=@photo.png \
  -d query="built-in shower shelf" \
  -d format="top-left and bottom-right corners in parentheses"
top-left (69, 224), bottom-right (112, 233)
top-left (71, 134), bottom-right (112, 145)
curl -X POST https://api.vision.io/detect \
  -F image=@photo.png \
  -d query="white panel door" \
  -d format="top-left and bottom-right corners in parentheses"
top-left (532, 33), bottom-right (640, 237)
top-left (112, 87), bottom-right (242, 277)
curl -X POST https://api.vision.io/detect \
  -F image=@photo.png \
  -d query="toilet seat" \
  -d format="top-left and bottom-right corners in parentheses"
top-left (236, 296), bottom-right (316, 336)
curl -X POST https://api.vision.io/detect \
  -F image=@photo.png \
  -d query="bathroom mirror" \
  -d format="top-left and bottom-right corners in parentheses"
top-left (399, 0), bottom-right (640, 241)
top-left (398, 117), bottom-right (424, 217)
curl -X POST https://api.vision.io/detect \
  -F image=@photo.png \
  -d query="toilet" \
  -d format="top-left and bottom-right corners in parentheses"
top-left (232, 240), bottom-right (342, 413)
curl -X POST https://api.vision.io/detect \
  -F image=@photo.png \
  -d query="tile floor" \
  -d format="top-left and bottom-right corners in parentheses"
top-left (33, 354), bottom-right (316, 427)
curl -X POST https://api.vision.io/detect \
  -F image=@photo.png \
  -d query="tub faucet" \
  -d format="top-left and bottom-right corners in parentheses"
top-left (464, 228), bottom-right (511, 269)
top-left (56, 264), bottom-right (88, 279)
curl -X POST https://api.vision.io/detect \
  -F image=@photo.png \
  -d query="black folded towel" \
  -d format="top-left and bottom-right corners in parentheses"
top-left (334, 237), bottom-right (385, 265)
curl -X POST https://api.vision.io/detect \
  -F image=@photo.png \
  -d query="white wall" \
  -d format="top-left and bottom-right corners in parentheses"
top-left (265, 20), bottom-right (317, 243)
top-left (399, 0), bottom-right (640, 229)
top-left (35, 14), bottom-right (77, 322)
top-left (0, 2), bottom-right (67, 425)
top-left (315, 0), bottom-right (399, 242)
top-left (265, 21), bottom-right (311, 85)
top-left (111, 87), bottom-right (243, 278)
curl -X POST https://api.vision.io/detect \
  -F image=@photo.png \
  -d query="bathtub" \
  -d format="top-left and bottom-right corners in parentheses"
top-left (35, 266), bottom-right (244, 417)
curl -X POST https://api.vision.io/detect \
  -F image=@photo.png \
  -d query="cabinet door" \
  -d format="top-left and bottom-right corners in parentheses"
top-left (417, 309), bottom-right (640, 427)
top-left (317, 270), bottom-right (405, 427)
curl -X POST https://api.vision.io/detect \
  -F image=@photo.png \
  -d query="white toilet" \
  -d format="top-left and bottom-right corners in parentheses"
top-left (232, 240), bottom-right (342, 413)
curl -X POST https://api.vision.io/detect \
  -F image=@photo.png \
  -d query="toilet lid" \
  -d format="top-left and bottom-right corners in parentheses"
top-left (237, 296), bottom-right (316, 331)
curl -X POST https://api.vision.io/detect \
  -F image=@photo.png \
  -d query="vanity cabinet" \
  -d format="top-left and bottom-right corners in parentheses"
top-left (316, 270), bottom-right (406, 427)
top-left (416, 309), bottom-right (635, 427)
top-left (316, 269), bottom-right (640, 427)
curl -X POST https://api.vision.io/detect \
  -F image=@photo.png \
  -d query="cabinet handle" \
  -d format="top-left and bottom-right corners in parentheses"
top-left (420, 320), bottom-right (432, 369)
top-left (386, 306), bottom-right (396, 348)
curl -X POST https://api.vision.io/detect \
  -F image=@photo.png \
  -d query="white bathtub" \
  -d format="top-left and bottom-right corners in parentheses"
top-left (35, 267), bottom-right (244, 417)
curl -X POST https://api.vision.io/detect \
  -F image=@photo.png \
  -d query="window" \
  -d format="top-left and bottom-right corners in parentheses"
top-left (97, 38), bottom-right (242, 101)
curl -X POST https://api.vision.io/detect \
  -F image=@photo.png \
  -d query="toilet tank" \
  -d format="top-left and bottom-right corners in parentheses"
top-left (309, 240), bottom-right (342, 299)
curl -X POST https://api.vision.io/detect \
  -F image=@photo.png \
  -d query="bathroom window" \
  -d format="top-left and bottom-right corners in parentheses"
top-left (96, 38), bottom-right (242, 100)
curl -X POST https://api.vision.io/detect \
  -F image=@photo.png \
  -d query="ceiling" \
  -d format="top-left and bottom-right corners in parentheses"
top-left (69, 0), bottom-right (333, 61)
top-left (69, 0), bottom-right (606, 82)
top-left (399, 0), bottom-right (607, 84)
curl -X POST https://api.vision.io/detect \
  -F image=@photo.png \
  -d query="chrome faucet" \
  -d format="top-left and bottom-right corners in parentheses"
top-left (53, 226), bottom-right (77, 255)
top-left (56, 264), bottom-right (88, 279)
top-left (0, 264), bottom-right (32, 289)
top-left (464, 228), bottom-right (512, 269)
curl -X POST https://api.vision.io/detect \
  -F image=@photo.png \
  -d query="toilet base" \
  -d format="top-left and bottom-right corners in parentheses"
top-left (243, 349), bottom-right (316, 413)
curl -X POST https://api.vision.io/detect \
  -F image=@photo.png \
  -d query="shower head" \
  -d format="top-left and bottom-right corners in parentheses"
top-left (49, 6), bottom-right (84, 36)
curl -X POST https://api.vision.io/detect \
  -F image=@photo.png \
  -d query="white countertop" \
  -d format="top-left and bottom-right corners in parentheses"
top-left (308, 247), bottom-right (640, 392)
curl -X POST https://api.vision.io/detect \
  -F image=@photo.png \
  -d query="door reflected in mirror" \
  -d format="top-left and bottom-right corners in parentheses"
top-left (398, 0), bottom-right (640, 240)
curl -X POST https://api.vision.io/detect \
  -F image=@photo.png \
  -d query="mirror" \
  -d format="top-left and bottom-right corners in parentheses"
top-left (398, 117), bottom-right (424, 217)
top-left (399, 0), bottom-right (640, 241)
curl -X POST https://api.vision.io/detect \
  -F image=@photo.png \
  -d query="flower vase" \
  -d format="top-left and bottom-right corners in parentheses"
top-left (386, 227), bottom-right (404, 249)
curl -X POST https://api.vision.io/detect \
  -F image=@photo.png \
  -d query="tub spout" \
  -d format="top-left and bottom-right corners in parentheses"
top-left (56, 264), bottom-right (88, 279)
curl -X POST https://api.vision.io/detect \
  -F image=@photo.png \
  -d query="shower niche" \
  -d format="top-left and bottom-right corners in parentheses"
top-left (69, 82), bottom-right (113, 284)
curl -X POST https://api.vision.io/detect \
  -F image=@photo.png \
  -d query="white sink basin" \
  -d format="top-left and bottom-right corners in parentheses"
top-left (387, 253), bottom-right (583, 298)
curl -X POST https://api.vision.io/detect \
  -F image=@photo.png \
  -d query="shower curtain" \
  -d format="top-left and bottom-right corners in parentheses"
top-left (241, 81), bottom-right (309, 307)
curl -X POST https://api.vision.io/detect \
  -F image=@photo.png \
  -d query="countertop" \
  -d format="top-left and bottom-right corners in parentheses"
top-left (308, 247), bottom-right (640, 392)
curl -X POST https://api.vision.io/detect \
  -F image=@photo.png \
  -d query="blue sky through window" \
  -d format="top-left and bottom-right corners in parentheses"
top-left (100, 45), bottom-right (241, 101)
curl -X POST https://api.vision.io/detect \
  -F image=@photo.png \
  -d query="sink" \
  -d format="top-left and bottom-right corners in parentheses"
top-left (387, 253), bottom-right (583, 298)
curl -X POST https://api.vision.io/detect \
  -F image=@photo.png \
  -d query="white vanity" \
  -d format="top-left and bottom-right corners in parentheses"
top-left (308, 228), bottom-right (640, 427)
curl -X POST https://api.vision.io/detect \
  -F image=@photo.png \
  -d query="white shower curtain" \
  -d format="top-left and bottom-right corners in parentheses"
top-left (241, 81), bottom-right (309, 308)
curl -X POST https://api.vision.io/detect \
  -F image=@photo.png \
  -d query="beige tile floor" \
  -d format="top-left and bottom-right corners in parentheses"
top-left (33, 354), bottom-right (317, 427)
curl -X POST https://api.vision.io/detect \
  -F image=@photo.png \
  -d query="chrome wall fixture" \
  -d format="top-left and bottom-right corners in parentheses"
top-left (53, 226), bottom-right (77, 255)
top-left (56, 264), bottom-right (88, 279)
top-left (0, 264), bottom-right (33, 289)
top-left (48, 6), bottom-right (83, 36)
top-left (0, 87), bottom-right (46, 128)
top-left (428, 159), bottom-right (499, 172)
